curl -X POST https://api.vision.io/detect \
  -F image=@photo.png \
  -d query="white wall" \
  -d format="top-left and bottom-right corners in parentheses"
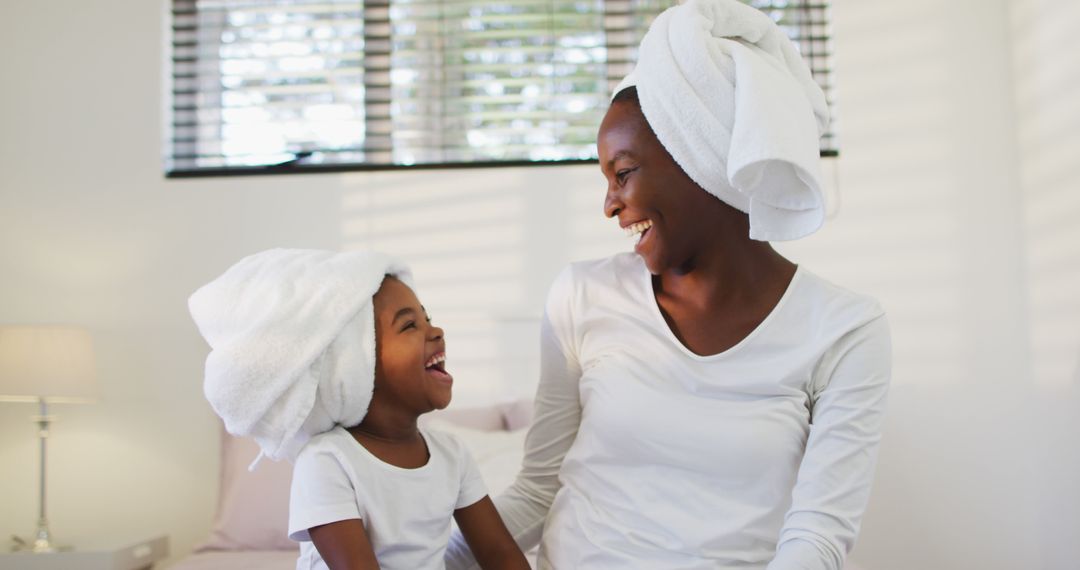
top-left (1011, 1), bottom-right (1080, 568)
top-left (0, 0), bottom-right (1075, 568)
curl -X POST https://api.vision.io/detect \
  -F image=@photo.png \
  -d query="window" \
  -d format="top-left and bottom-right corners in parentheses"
top-left (168, 0), bottom-right (835, 176)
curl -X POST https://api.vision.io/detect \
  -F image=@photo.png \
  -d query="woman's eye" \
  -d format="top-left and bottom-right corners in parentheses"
top-left (616, 167), bottom-right (637, 184)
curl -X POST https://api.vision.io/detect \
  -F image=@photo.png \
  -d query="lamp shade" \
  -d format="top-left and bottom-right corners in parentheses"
top-left (0, 325), bottom-right (98, 403)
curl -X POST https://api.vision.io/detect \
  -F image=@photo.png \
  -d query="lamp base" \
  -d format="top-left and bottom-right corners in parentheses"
top-left (10, 523), bottom-right (65, 554)
top-left (31, 521), bottom-right (56, 553)
top-left (9, 539), bottom-right (70, 554)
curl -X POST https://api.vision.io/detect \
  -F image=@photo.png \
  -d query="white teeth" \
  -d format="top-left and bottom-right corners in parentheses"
top-left (623, 220), bottom-right (653, 238)
top-left (425, 353), bottom-right (446, 368)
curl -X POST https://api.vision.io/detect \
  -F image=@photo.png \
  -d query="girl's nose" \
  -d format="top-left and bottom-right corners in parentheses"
top-left (429, 325), bottom-right (444, 341)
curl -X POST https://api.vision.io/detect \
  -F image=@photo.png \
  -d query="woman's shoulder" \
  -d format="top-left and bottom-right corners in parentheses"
top-left (793, 267), bottom-right (887, 333)
top-left (563, 251), bottom-right (641, 279)
top-left (552, 252), bottom-right (642, 300)
top-left (541, 253), bottom-right (644, 326)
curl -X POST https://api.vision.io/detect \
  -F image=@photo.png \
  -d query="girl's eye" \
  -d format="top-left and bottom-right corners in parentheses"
top-left (401, 321), bottom-right (416, 332)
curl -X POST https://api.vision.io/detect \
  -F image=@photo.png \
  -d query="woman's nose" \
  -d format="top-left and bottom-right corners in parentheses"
top-left (604, 187), bottom-right (624, 219)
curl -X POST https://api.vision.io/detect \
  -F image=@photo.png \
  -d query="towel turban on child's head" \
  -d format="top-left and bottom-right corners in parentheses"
top-left (189, 249), bottom-right (412, 466)
top-left (613, 0), bottom-right (831, 241)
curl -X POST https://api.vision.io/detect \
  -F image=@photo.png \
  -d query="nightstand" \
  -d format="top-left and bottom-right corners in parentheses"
top-left (0, 535), bottom-right (168, 570)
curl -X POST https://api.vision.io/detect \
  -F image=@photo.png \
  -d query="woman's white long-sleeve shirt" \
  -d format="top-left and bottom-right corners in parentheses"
top-left (447, 253), bottom-right (891, 570)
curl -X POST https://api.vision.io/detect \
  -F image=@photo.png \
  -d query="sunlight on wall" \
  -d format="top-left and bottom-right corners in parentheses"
top-left (1012, 0), bottom-right (1080, 390)
top-left (781, 1), bottom-right (1041, 568)
top-left (1011, 1), bottom-right (1080, 567)
top-left (780, 0), bottom-right (965, 390)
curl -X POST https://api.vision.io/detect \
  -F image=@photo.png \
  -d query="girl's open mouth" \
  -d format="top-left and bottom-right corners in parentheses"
top-left (424, 352), bottom-right (453, 384)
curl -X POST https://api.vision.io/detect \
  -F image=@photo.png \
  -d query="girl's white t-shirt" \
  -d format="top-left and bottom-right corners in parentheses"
top-left (289, 426), bottom-right (487, 570)
top-left (446, 252), bottom-right (892, 570)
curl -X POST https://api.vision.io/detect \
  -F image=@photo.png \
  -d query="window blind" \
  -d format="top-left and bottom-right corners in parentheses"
top-left (168, 0), bottom-right (836, 177)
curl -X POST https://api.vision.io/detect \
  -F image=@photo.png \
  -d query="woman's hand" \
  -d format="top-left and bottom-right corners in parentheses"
top-left (308, 518), bottom-right (381, 570)
top-left (455, 496), bottom-right (532, 570)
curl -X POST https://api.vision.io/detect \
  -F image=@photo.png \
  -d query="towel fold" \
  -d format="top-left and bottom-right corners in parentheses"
top-left (188, 249), bottom-right (412, 464)
top-left (614, 0), bottom-right (830, 241)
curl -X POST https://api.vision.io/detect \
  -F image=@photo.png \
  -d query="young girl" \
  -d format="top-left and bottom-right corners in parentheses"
top-left (189, 249), bottom-right (529, 570)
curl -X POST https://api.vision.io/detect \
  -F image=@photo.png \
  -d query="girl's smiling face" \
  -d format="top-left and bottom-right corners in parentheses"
top-left (371, 276), bottom-right (453, 414)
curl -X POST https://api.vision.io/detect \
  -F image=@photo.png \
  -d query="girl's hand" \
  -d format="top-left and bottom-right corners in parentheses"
top-left (454, 496), bottom-right (532, 570)
top-left (309, 518), bottom-right (381, 570)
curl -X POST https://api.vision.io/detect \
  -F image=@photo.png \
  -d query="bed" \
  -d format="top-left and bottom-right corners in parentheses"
top-left (167, 402), bottom-right (534, 569)
top-left (168, 401), bottom-right (866, 570)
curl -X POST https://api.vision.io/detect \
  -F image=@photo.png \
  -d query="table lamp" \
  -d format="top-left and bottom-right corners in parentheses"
top-left (0, 325), bottom-right (98, 553)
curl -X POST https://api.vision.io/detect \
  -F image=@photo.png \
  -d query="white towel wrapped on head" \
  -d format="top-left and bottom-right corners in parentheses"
top-left (614, 0), bottom-right (830, 241)
top-left (188, 248), bottom-right (412, 466)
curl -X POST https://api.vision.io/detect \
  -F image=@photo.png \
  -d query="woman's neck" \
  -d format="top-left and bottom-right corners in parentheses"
top-left (659, 237), bottom-right (795, 308)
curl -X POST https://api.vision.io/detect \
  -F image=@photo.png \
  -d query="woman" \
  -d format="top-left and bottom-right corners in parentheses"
top-left (449, 1), bottom-right (891, 568)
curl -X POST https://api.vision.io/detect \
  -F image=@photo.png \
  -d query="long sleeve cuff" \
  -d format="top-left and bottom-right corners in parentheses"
top-left (767, 538), bottom-right (838, 570)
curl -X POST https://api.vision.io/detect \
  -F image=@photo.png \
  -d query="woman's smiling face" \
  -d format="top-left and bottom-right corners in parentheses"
top-left (371, 276), bottom-right (453, 414)
top-left (598, 91), bottom-right (742, 275)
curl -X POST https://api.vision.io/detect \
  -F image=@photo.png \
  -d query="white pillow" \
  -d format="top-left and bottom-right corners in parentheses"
top-left (197, 429), bottom-right (297, 552)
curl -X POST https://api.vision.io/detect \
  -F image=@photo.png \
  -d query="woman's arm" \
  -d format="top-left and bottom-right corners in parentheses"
top-left (445, 266), bottom-right (584, 570)
top-left (454, 497), bottom-right (531, 569)
top-left (768, 315), bottom-right (893, 570)
top-left (309, 519), bottom-right (380, 570)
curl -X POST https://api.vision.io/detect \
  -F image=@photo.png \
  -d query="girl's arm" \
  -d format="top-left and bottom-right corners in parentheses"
top-left (309, 519), bottom-right (380, 570)
top-left (290, 448), bottom-right (377, 570)
top-left (454, 497), bottom-right (531, 570)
